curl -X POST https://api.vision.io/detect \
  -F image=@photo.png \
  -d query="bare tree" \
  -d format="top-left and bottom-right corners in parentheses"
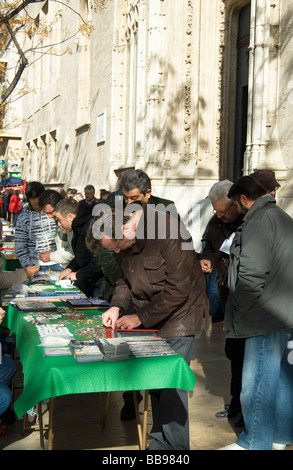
top-left (0, 0), bottom-right (106, 107)
top-left (0, 1), bottom-right (46, 105)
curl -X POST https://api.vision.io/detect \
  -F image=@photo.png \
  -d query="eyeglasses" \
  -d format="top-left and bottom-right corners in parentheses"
top-left (213, 201), bottom-right (234, 216)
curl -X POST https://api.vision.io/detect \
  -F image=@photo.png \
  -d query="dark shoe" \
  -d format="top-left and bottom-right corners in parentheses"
top-left (120, 395), bottom-right (143, 421)
top-left (215, 408), bottom-right (239, 419)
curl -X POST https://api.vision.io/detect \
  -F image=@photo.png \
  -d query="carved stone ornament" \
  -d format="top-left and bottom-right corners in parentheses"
top-left (125, 0), bottom-right (140, 40)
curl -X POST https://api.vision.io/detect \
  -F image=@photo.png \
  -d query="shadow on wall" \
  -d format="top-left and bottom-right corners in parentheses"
top-left (135, 53), bottom-right (209, 178)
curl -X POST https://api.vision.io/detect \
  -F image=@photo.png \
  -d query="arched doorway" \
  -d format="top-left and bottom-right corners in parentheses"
top-left (221, 0), bottom-right (251, 182)
top-left (233, 2), bottom-right (251, 180)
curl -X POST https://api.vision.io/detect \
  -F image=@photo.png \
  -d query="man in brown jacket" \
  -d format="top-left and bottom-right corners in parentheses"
top-left (90, 201), bottom-right (209, 450)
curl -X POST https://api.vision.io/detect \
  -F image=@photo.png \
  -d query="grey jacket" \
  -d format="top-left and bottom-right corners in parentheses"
top-left (224, 195), bottom-right (293, 338)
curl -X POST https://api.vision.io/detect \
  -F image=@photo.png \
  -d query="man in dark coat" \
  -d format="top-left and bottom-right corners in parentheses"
top-left (106, 166), bottom-right (135, 208)
top-left (54, 198), bottom-right (103, 297)
top-left (221, 176), bottom-right (293, 450)
top-left (200, 180), bottom-right (244, 424)
top-left (110, 168), bottom-right (179, 219)
top-left (2, 189), bottom-right (11, 221)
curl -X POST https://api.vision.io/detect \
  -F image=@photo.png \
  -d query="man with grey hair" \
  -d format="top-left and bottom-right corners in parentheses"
top-left (200, 180), bottom-right (245, 426)
top-left (200, 180), bottom-right (242, 296)
top-left (83, 185), bottom-right (100, 206)
top-left (96, 200), bottom-right (209, 450)
top-left (114, 168), bottom-right (179, 420)
top-left (207, 179), bottom-right (235, 205)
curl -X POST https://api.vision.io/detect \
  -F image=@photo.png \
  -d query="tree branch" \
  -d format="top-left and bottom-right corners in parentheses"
top-left (0, 1), bottom-right (45, 24)
top-left (1, 59), bottom-right (27, 105)
top-left (0, 12), bottom-right (29, 105)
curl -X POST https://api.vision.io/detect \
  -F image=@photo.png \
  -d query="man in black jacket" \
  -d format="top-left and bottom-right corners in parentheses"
top-left (200, 180), bottom-right (244, 425)
top-left (54, 198), bottom-right (103, 297)
top-left (221, 176), bottom-right (293, 450)
top-left (115, 168), bottom-right (179, 219)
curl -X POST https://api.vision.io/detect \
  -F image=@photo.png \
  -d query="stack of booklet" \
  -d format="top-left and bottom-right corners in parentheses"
top-left (66, 298), bottom-right (109, 308)
top-left (105, 330), bottom-right (177, 358)
top-left (14, 300), bottom-right (57, 312)
top-left (70, 338), bottom-right (130, 363)
top-left (97, 338), bottom-right (130, 362)
top-left (70, 340), bottom-right (104, 363)
top-left (126, 337), bottom-right (177, 358)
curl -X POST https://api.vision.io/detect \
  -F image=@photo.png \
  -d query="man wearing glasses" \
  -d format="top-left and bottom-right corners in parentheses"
top-left (200, 180), bottom-right (245, 426)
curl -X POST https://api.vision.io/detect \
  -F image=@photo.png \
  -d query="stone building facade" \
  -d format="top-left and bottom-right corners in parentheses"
top-left (1, 0), bottom-right (293, 218)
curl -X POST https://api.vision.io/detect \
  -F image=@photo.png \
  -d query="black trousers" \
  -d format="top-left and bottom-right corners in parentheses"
top-left (148, 336), bottom-right (194, 450)
top-left (225, 337), bottom-right (245, 413)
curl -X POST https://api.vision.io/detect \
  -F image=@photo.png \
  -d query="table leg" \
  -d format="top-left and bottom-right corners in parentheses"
top-left (21, 413), bottom-right (27, 435)
top-left (37, 403), bottom-right (45, 450)
top-left (48, 398), bottom-right (54, 450)
top-left (142, 391), bottom-right (149, 450)
top-left (133, 390), bottom-right (149, 450)
top-left (133, 391), bottom-right (143, 449)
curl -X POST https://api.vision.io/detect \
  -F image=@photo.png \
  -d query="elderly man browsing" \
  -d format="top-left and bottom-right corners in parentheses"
top-left (87, 201), bottom-right (209, 450)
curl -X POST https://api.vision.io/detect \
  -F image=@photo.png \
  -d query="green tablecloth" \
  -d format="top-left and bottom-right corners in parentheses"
top-left (1, 252), bottom-right (21, 271)
top-left (4, 304), bottom-right (196, 418)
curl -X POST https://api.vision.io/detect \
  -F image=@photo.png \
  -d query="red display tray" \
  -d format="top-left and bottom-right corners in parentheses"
top-left (106, 329), bottom-right (159, 338)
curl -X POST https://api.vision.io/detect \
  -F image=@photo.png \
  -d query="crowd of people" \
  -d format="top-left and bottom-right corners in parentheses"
top-left (0, 188), bottom-right (22, 227)
top-left (0, 167), bottom-right (293, 451)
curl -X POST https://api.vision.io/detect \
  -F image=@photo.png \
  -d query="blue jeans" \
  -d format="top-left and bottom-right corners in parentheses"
top-left (0, 356), bottom-right (16, 416)
top-left (237, 330), bottom-right (293, 450)
top-left (205, 271), bottom-right (223, 323)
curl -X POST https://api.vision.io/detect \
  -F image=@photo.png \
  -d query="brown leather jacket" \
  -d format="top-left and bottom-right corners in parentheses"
top-left (110, 203), bottom-right (209, 338)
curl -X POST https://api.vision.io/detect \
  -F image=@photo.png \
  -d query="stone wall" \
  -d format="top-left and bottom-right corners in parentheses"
top-left (3, 0), bottom-right (293, 220)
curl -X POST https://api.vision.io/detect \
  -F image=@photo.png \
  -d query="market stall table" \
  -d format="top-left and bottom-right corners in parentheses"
top-left (1, 249), bottom-right (21, 272)
top-left (3, 302), bottom-right (196, 450)
top-left (0, 280), bottom-right (87, 307)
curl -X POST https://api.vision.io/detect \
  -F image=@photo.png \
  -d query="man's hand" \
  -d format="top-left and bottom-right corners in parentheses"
top-left (116, 314), bottom-right (141, 330)
top-left (25, 266), bottom-right (40, 278)
top-left (67, 271), bottom-right (77, 281)
top-left (0, 307), bottom-right (6, 325)
top-left (102, 307), bottom-right (120, 329)
top-left (39, 251), bottom-right (51, 262)
top-left (59, 268), bottom-right (72, 280)
top-left (200, 259), bottom-right (213, 274)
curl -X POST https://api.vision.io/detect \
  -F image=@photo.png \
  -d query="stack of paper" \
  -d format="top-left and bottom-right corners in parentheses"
top-left (14, 300), bottom-right (57, 312)
top-left (70, 340), bottom-right (104, 363)
top-left (97, 338), bottom-right (130, 361)
top-left (126, 338), bottom-right (177, 357)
